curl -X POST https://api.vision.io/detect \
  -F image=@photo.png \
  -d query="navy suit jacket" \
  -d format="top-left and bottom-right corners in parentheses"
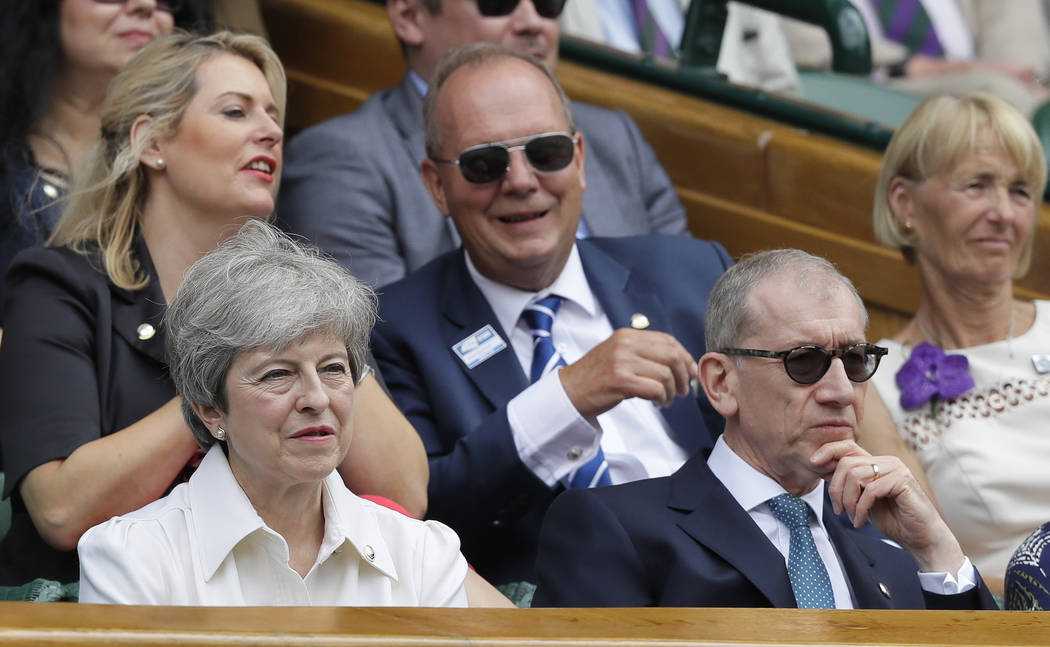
top-left (371, 235), bottom-right (732, 584)
top-left (533, 448), bottom-right (998, 609)
top-left (278, 74), bottom-right (689, 289)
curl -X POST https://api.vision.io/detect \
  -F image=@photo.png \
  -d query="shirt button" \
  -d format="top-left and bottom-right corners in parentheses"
top-left (363, 545), bottom-right (375, 561)
top-left (567, 446), bottom-right (583, 460)
top-left (137, 323), bottom-right (156, 340)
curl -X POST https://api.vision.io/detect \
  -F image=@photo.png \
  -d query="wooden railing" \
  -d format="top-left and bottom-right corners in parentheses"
top-left (259, 0), bottom-right (1050, 341)
top-left (0, 604), bottom-right (1046, 646)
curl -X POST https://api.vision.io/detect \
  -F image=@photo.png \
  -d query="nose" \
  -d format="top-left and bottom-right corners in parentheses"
top-left (509, 0), bottom-right (545, 33)
top-left (500, 148), bottom-right (539, 195)
top-left (124, 0), bottom-right (159, 15)
top-left (295, 370), bottom-right (330, 413)
top-left (813, 357), bottom-right (856, 407)
top-left (257, 115), bottom-right (283, 148)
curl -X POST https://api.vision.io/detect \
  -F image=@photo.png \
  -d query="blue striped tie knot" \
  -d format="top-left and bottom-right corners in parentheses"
top-left (767, 494), bottom-right (835, 609)
top-left (521, 295), bottom-right (611, 488)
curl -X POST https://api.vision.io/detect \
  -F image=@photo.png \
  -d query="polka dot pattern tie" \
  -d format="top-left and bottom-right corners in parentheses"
top-left (767, 494), bottom-right (835, 609)
top-left (521, 295), bottom-right (612, 488)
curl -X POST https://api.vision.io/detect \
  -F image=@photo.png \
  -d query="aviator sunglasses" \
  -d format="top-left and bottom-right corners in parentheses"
top-left (433, 132), bottom-right (579, 184)
top-left (476, 0), bottom-right (568, 18)
top-left (93, 0), bottom-right (184, 12)
top-left (719, 343), bottom-right (888, 385)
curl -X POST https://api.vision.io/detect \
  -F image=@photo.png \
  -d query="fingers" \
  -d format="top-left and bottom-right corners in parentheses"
top-left (560, 329), bottom-right (696, 418)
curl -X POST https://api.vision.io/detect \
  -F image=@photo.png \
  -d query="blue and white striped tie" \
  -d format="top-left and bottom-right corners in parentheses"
top-left (522, 295), bottom-right (612, 488)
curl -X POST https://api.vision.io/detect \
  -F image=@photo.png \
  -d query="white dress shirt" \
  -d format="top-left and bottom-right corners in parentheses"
top-left (466, 245), bottom-right (689, 487)
top-left (78, 446), bottom-right (469, 606)
top-left (706, 435), bottom-right (975, 607)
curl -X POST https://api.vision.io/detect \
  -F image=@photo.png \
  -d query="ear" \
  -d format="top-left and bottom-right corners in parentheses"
top-left (698, 352), bottom-right (739, 418)
top-left (420, 158), bottom-right (451, 218)
top-left (132, 114), bottom-right (164, 171)
top-left (887, 176), bottom-right (914, 229)
top-left (388, 0), bottom-right (427, 48)
top-left (191, 402), bottom-right (224, 436)
top-left (574, 131), bottom-right (586, 193)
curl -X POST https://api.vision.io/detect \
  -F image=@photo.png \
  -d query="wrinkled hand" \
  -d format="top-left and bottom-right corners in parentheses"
top-left (559, 328), bottom-right (696, 419)
top-left (812, 440), bottom-right (964, 574)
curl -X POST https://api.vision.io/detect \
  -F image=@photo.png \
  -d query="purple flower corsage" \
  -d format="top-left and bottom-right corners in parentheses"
top-left (895, 342), bottom-right (975, 411)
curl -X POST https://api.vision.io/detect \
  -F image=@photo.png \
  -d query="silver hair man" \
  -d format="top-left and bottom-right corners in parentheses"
top-left (704, 248), bottom-right (867, 353)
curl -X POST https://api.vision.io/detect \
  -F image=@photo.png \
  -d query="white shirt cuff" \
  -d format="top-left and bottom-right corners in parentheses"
top-left (506, 367), bottom-right (601, 487)
top-left (917, 556), bottom-right (977, 595)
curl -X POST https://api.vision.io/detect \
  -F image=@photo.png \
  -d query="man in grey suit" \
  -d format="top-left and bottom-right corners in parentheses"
top-left (277, 0), bottom-right (689, 288)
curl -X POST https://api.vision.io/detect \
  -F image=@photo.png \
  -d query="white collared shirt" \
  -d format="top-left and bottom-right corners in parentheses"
top-left (466, 245), bottom-right (689, 487)
top-left (707, 435), bottom-right (975, 607)
top-left (78, 446), bottom-right (469, 606)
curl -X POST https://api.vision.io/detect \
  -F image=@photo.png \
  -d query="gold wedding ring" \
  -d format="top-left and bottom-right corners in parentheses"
top-left (871, 463), bottom-right (880, 480)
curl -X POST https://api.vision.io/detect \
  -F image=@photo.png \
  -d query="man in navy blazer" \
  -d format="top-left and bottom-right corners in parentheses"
top-left (277, 0), bottom-right (688, 289)
top-left (533, 249), bottom-right (997, 609)
top-left (370, 44), bottom-right (731, 586)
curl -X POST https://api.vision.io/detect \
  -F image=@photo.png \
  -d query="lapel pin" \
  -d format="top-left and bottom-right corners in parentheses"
top-left (630, 313), bottom-right (650, 330)
top-left (137, 323), bottom-right (156, 341)
top-left (878, 582), bottom-right (891, 599)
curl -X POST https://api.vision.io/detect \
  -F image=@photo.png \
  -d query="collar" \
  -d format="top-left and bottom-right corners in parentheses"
top-left (189, 446), bottom-right (398, 582)
top-left (464, 244), bottom-right (598, 336)
top-left (407, 69), bottom-right (428, 98)
top-left (707, 435), bottom-right (826, 519)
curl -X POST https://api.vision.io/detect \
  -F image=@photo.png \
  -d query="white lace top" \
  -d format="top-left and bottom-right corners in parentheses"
top-left (871, 300), bottom-right (1050, 583)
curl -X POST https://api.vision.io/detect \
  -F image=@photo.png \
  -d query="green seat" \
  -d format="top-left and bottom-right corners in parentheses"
top-left (1029, 100), bottom-right (1050, 200)
top-left (681, 0), bottom-right (871, 74)
top-left (797, 70), bottom-right (922, 129)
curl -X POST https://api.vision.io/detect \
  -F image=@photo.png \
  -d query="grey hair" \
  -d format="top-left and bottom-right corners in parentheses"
top-left (705, 249), bottom-right (866, 352)
top-left (165, 220), bottom-right (377, 448)
top-left (423, 42), bottom-right (575, 159)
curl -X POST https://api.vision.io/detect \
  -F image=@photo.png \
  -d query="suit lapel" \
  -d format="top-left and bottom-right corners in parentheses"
top-left (110, 237), bottom-right (167, 365)
top-left (669, 454), bottom-right (798, 607)
top-left (384, 74), bottom-right (461, 248)
top-left (439, 251), bottom-right (529, 409)
top-left (384, 75), bottom-right (427, 169)
top-left (822, 499), bottom-right (894, 609)
top-left (575, 113), bottom-right (629, 236)
top-left (578, 240), bottom-right (707, 453)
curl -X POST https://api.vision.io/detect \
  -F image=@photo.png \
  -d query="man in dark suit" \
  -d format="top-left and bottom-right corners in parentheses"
top-left (277, 0), bottom-right (688, 289)
top-left (370, 43), bottom-right (731, 586)
top-left (533, 249), bottom-right (997, 609)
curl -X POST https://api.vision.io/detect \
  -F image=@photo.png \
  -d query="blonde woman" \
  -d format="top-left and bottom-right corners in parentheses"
top-left (0, 31), bottom-right (429, 588)
top-left (862, 92), bottom-right (1048, 595)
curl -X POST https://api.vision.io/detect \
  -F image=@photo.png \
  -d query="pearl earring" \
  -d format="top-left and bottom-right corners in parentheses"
top-left (156, 158), bottom-right (165, 169)
top-left (215, 427), bottom-right (227, 441)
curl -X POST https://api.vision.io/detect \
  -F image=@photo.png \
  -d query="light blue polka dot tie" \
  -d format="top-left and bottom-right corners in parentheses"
top-left (522, 295), bottom-right (612, 488)
top-left (767, 493), bottom-right (835, 609)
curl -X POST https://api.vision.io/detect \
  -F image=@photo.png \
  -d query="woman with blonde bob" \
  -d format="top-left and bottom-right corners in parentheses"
top-left (78, 221), bottom-right (468, 605)
top-left (863, 92), bottom-right (1049, 595)
top-left (0, 30), bottom-right (429, 587)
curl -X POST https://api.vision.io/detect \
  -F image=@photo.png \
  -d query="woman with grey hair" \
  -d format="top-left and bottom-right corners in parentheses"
top-left (77, 220), bottom-right (469, 605)
top-left (0, 30), bottom-right (428, 587)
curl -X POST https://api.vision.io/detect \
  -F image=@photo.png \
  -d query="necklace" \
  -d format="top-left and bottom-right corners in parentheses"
top-left (915, 306), bottom-right (1016, 358)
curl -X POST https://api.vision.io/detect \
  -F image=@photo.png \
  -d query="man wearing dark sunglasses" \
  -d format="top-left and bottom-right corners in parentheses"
top-left (278, 0), bottom-right (689, 290)
top-left (371, 44), bottom-right (731, 587)
top-left (533, 249), bottom-right (997, 610)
